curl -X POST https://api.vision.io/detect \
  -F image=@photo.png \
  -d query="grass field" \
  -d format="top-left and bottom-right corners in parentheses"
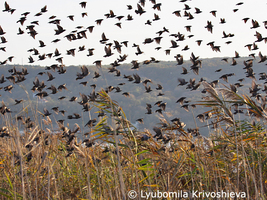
top-left (0, 84), bottom-right (267, 200)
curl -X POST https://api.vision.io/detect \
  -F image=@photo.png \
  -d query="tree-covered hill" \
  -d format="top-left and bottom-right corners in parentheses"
top-left (0, 56), bottom-right (265, 136)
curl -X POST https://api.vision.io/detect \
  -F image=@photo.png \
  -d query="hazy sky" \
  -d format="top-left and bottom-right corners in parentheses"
top-left (0, 0), bottom-right (267, 66)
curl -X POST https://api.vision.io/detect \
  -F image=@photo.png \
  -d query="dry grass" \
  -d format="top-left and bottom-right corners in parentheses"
top-left (0, 85), bottom-right (267, 200)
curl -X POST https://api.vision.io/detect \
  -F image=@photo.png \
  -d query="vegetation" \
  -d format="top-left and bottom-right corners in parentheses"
top-left (0, 77), bottom-right (267, 199)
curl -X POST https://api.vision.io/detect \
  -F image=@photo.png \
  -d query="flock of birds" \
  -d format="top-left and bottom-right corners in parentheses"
top-left (0, 0), bottom-right (267, 149)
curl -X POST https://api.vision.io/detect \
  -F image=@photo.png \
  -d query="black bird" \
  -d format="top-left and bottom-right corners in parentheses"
top-left (47, 72), bottom-right (55, 81)
top-left (145, 85), bottom-right (152, 93)
top-left (3, 2), bottom-right (11, 12)
top-left (153, 127), bottom-right (162, 138)
top-left (80, 2), bottom-right (87, 8)
top-left (43, 108), bottom-right (51, 116)
top-left (231, 58), bottom-right (237, 66)
top-left (114, 87), bottom-right (122, 93)
top-left (76, 65), bottom-right (89, 80)
top-left (0, 36), bottom-right (7, 43)
top-left (39, 40), bottom-right (46, 47)
top-left (184, 4), bottom-right (191, 10)
top-left (100, 33), bottom-right (109, 44)
top-left (122, 92), bottom-right (130, 97)
top-left (136, 118), bottom-right (144, 124)
top-left (95, 19), bottom-right (103, 25)
top-left (133, 73), bottom-right (141, 84)
top-left (181, 67), bottom-right (188, 74)
top-left (54, 25), bottom-right (65, 35)
top-left (176, 97), bottom-right (186, 105)
top-left (126, 14), bottom-right (133, 21)
top-left (155, 109), bottom-right (163, 115)
top-left (220, 18), bottom-right (226, 24)
top-left (58, 84), bottom-right (67, 91)
top-left (145, 20), bottom-right (152, 25)
top-left (135, 3), bottom-right (146, 15)
top-left (17, 28), bottom-right (24, 35)
top-left (242, 17), bottom-right (250, 23)
top-left (153, 13), bottom-right (160, 21)
top-left (156, 84), bottom-right (163, 90)
top-left (87, 26), bottom-right (94, 33)
top-left (210, 10), bottom-right (217, 17)
top-left (181, 104), bottom-right (189, 112)
top-left (178, 78), bottom-right (188, 86)
top-left (0, 75), bottom-right (5, 83)
top-left (258, 51), bottom-right (267, 63)
top-left (135, 46), bottom-right (143, 55)
top-left (58, 96), bottom-right (66, 100)
top-left (219, 74), bottom-right (228, 82)
top-left (196, 40), bottom-right (202, 46)
top-left (205, 21), bottom-right (213, 33)
top-left (104, 46), bottom-right (113, 57)
top-left (67, 15), bottom-right (74, 21)
top-left (79, 81), bottom-right (88, 86)
top-left (196, 114), bottom-right (205, 123)
top-left (87, 48), bottom-right (94, 56)
top-left (173, 10), bottom-right (181, 17)
top-left (195, 7), bottom-right (202, 14)
top-left (41, 5), bottom-right (47, 13)
top-left (145, 106), bottom-right (152, 114)
top-left (0, 26), bottom-right (6, 35)
top-left (93, 60), bottom-right (102, 68)
top-left (69, 96), bottom-right (77, 102)
top-left (251, 19), bottom-right (260, 29)
top-left (170, 40), bottom-right (179, 48)
top-left (47, 85), bottom-right (57, 94)
top-left (93, 71), bottom-right (101, 79)
top-left (85, 119), bottom-right (97, 127)
top-left (159, 102), bottom-right (167, 111)
top-left (153, 3), bottom-right (162, 10)
top-left (15, 99), bottom-right (23, 105)
top-left (81, 12), bottom-right (87, 17)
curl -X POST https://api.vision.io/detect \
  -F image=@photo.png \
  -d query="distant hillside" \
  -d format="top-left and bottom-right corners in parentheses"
top-left (0, 56), bottom-right (265, 136)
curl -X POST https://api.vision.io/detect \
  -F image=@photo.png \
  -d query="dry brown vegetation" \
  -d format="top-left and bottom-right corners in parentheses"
top-left (0, 83), bottom-right (267, 200)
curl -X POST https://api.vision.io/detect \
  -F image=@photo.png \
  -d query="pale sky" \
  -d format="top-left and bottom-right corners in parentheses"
top-left (0, 0), bottom-right (267, 66)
